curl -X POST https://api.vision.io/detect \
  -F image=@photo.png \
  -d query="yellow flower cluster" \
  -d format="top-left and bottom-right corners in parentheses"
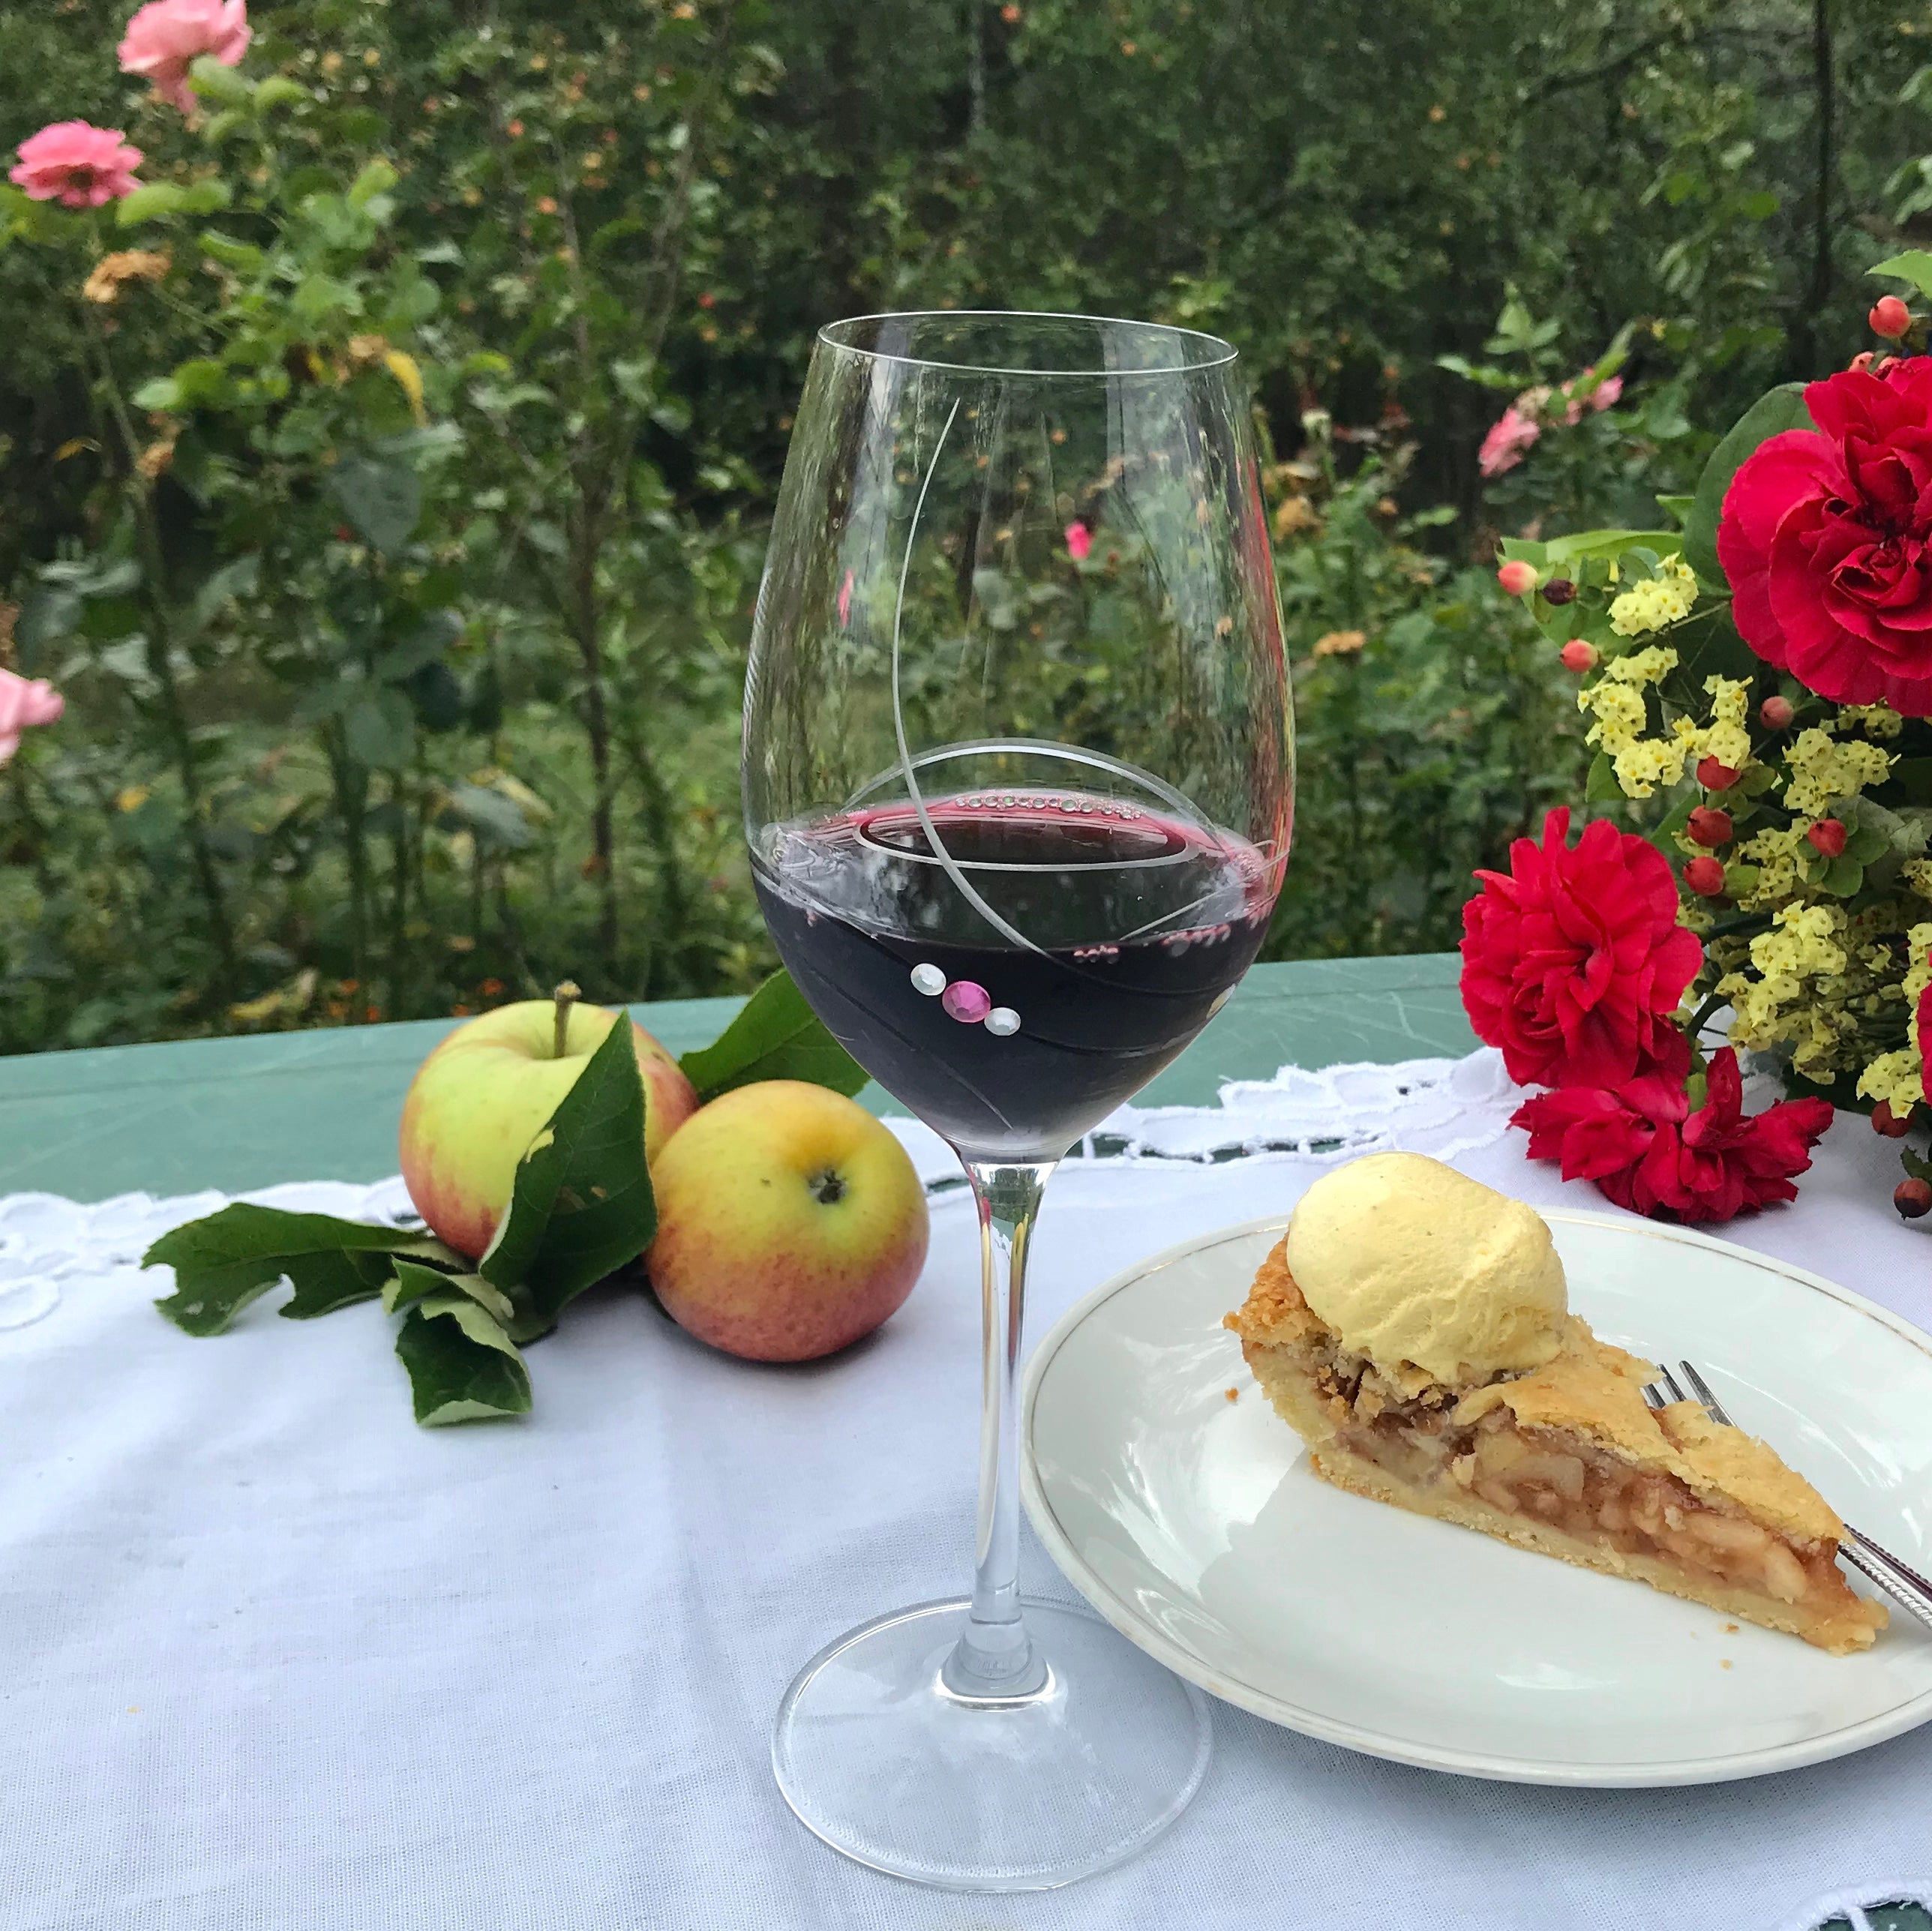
top-left (1903, 859), bottom-right (1932, 901)
top-left (1577, 647), bottom-right (1682, 795)
top-left (1731, 824), bottom-right (1808, 910)
top-left (1608, 555), bottom-right (1698, 637)
top-left (1697, 676), bottom-right (1753, 772)
top-left (1583, 667), bottom-right (1754, 802)
top-left (1782, 725), bottom-right (1892, 815)
top-left (1855, 923), bottom-right (1932, 1114)
top-left (1721, 904), bottom-right (1921, 1084)
top-left (1839, 702), bottom-right (1904, 739)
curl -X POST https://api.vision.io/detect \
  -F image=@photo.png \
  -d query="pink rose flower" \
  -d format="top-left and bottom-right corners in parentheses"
top-left (1559, 368), bottom-right (1624, 425)
top-left (8, 121), bottom-right (144, 208)
top-left (1478, 406), bottom-right (1539, 478)
top-left (118, 0), bottom-right (251, 114)
top-left (0, 669), bottom-right (64, 764)
top-left (1064, 520), bottom-right (1092, 562)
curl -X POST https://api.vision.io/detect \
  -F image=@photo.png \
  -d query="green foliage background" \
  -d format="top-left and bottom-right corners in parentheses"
top-left (0, 0), bottom-right (1927, 1050)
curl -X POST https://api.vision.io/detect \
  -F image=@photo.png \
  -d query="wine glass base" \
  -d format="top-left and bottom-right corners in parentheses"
top-left (770, 1595), bottom-right (1211, 1892)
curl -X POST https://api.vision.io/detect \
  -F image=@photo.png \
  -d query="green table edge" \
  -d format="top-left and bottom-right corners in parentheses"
top-left (0, 953), bottom-right (1477, 1202)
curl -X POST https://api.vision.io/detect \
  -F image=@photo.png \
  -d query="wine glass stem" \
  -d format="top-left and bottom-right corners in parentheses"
top-left (941, 1157), bottom-right (1056, 1699)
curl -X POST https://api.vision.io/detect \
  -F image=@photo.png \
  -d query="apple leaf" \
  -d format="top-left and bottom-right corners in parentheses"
top-left (678, 967), bottom-right (868, 1103)
top-left (478, 1012), bottom-right (657, 1327)
top-left (383, 1258), bottom-right (515, 1325)
top-left (1682, 383), bottom-right (1813, 589)
top-left (148, 1205), bottom-right (459, 1335)
top-left (394, 1293), bottom-right (531, 1426)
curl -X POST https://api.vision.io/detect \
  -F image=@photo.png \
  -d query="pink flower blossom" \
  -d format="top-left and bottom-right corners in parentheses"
top-left (836, 568), bottom-right (854, 628)
top-left (1560, 368), bottom-right (1624, 425)
top-left (0, 670), bottom-right (64, 764)
top-left (8, 121), bottom-right (144, 208)
top-left (1064, 520), bottom-right (1092, 562)
top-left (1478, 406), bottom-right (1539, 477)
top-left (118, 0), bottom-right (251, 114)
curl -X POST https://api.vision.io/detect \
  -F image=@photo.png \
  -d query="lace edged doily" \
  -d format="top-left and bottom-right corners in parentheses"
top-left (0, 1049), bottom-right (1530, 1330)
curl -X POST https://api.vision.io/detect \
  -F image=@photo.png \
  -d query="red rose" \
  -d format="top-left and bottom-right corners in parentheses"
top-left (1461, 807), bottom-right (1701, 1090)
top-left (1717, 358), bottom-right (1932, 715)
top-left (1514, 1050), bottom-right (1834, 1223)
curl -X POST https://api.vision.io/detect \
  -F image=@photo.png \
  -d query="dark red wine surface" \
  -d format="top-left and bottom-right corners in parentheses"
top-left (753, 790), bottom-right (1277, 1159)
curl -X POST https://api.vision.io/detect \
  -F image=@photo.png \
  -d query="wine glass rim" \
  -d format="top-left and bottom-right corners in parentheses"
top-left (816, 309), bottom-right (1238, 378)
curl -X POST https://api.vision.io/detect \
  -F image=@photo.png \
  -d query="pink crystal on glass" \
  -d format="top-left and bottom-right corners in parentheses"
top-left (940, 980), bottom-right (992, 1024)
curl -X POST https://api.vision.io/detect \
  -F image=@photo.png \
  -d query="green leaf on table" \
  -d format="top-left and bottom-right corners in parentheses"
top-left (384, 1258), bottom-right (514, 1324)
top-left (1869, 250), bottom-right (1932, 301)
top-left (147, 1205), bottom-right (452, 1335)
top-left (1683, 385), bottom-right (1813, 589)
top-left (394, 1294), bottom-right (531, 1426)
top-left (478, 1015), bottom-right (657, 1329)
top-left (678, 968), bottom-right (868, 1102)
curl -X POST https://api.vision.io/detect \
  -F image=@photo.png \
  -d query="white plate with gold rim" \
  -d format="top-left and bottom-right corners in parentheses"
top-left (1019, 1208), bottom-right (1932, 1786)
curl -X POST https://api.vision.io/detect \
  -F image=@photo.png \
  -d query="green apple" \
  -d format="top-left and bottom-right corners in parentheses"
top-left (646, 1079), bottom-right (929, 1362)
top-left (400, 989), bottom-right (698, 1259)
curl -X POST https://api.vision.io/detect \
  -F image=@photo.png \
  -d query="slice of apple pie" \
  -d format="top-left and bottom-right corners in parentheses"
top-left (1226, 1154), bottom-right (1886, 1655)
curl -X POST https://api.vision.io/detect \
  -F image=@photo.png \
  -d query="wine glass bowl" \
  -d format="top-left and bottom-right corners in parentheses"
top-left (744, 310), bottom-right (1292, 1891)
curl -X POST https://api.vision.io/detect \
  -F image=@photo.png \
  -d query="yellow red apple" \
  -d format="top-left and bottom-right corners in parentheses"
top-left (400, 990), bottom-right (698, 1258)
top-left (646, 1080), bottom-right (928, 1362)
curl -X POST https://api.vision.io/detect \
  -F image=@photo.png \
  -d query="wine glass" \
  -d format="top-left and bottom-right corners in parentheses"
top-left (742, 311), bottom-right (1293, 1891)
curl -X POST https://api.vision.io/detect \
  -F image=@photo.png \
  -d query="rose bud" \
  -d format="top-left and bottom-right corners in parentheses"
top-left (1870, 294), bottom-right (1912, 340)
top-left (1806, 817), bottom-right (1847, 858)
top-left (1541, 577), bottom-right (1577, 605)
top-left (1683, 855), bottom-right (1726, 896)
top-left (1872, 1099), bottom-right (1913, 1138)
top-left (1496, 559), bottom-right (1538, 596)
top-left (1848, 350), bottom-right (1876, 374)
top-left (1686, 806), bottom-right (1732, 848)
top-left (1760, 694), bottom-right (1795, 729)
top-left (1558, 638), bottom-right (1598, 673)
top-left (1894, 1177), bottom-right (1932, 1220)
top-left (1696, 756), bottom-right (1740, 790)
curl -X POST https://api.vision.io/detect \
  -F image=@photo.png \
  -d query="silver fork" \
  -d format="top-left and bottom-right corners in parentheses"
top-left (1641, 1360), bottom-right (1932, 1633)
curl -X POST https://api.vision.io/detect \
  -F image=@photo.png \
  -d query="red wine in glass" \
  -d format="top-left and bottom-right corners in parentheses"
top-left (754, 788), bottom-right (1274, 1159)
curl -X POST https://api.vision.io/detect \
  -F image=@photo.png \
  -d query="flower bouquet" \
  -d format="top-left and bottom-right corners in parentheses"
top-left (1460, 258), bottom-right (1932, 1224)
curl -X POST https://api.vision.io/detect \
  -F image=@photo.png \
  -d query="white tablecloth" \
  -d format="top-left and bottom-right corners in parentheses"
top-left (2, 1050), bottom-right (1928, 1931)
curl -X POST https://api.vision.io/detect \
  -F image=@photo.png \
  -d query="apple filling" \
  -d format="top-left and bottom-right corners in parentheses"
top-left (1312, 1357), bottom-right (1846, 1614)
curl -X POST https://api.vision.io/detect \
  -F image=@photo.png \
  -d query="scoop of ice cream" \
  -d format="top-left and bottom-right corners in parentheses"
top-left (1283, 1153), bottom-right (1565, 1384)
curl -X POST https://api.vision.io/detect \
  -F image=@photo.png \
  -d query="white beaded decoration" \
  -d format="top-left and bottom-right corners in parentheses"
top-left (910, 962), bottom-right (946, 996)
top-left (984, 1006), bottom-right (1021, 1037)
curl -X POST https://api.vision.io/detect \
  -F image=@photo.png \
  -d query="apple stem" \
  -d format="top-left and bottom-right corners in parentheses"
top-left (552, 979), bottom-right (580, 1060)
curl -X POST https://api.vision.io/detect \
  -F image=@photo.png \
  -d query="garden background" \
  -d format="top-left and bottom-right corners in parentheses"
top-left (0, 0), bottom-right (1928, 1054)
